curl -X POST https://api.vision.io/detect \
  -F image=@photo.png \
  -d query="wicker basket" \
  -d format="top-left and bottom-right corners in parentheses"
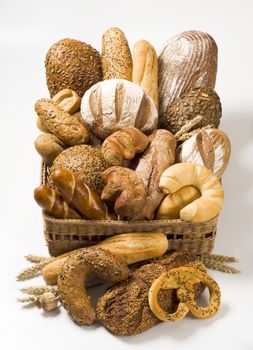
top-left (41, 162), bottom-right (218, 256)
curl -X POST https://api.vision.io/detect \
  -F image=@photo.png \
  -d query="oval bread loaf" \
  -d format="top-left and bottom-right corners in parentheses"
top-left (102, 27), bottom-right (132, 81)
top-left (158, 30), bottom-right (218, 126)
top-left (132, 40), bottom-right (158, 110)
top-left (81, 79), bottom-right (158, 140)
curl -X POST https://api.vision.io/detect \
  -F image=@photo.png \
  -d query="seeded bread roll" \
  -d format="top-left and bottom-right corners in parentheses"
top-left (132, 40), bottom-right (158, 110)
top-left (35, 99), bottom-right (89, 146)
top-left (45, 38), bottom-right (102, 98)
top-left (35, 133), bottom-right (65, 165)
top-left (176, 128), bottom-right (231, 178)
top-left (50, 145), bottom-right (108, 194)
top-left (158, 30), bottom-right (218, 127)
top-left (81, 79), bottom-right (158, 140)
top-left (164, 88), bottom-right (222, 134)
top-left (102, 27), bottom-right (132, 80)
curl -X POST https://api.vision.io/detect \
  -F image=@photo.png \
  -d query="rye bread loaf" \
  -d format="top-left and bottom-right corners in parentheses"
top-left (158, 30), bottom-right (218, 127)
top-left (102, 27), bottom-right (132, 81)
top-left (176, 128), bottom-right (231, 178)
top-left (132, 40), bottom-right (158, 110)
top-left (133, 129), bottom-right (176, 220)
top-left (81, 79), bottom-right (158, 140)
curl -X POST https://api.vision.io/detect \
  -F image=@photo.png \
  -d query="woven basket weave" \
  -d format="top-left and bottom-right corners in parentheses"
top-left (41, 162), bottom-right (218, 256)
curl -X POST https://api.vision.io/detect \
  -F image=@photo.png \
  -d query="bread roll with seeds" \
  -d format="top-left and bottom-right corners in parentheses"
top-left (158, 30), bottom-right (218, 127)
top-left (35, 99), bottom-right (89, 146)
top-left (45, 38), bottom-right (102, 98)
top-left (176, 128), bottom-right (231, 178)
top-left (50, 145), bottom-right (108, 194)
top-left (132, 40), bottom-right (158, 110)
top-left (102, 27), bottom-right (132, 80)
top-left (34, 133), bottom-right (65, 165)
top-left (81, 79), bottom-right (158, 140)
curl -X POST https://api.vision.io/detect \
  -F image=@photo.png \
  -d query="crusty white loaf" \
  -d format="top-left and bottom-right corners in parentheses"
top-left (176, 129), bottom-right (231, 178)
top-left (81, 79), bottom-right (158, 140)
top-left (132, 40), bottom-right (158, 110)
top-left (159, 163), bottom-right (224, 222)
top-left (158, 30), bottom-right (218, 127)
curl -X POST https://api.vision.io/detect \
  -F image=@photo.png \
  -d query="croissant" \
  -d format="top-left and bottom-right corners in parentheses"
top-left (159, 163), bottom-right (224, 222)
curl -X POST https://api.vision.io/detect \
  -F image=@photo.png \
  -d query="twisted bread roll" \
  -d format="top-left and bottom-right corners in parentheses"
top-left (101, 127), bottom-right (148, 166)
top-left (132, 40), bottom-right (158, 109)
top-left (159, 163), bottom-right (224, 222)
top-left (34, 185), bottom-right (81, 219)
top-left (51, 168), bottom-right (114, 220)
top-left (101, 166), bottom-right (146, 218)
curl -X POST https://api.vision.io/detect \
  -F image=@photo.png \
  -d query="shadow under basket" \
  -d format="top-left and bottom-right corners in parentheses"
top-left (41, 162), bottom-right (218, 257)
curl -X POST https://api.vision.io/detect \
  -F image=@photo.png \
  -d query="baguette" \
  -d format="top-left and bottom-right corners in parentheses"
top-left (132, 40), bottom-right (158, 110)
top-left (34, 185), bottom-right (81, 219)
top-left (51, 168), bottom-right (114, 220)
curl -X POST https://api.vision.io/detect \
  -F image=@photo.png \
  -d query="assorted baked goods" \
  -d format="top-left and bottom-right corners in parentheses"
top-left (29, 27), bottom-right (232, 335)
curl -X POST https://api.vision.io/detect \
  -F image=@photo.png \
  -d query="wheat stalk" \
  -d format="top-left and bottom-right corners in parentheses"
top-left (17, 296), bottom-right (39, 304)
top-left (198, 254), bottom-right (240, 274)
top-left (175, 115), bottom-right (204, 139)
top-left (16, 260), bottom-right (52, 281)
top-left (25, 255), bottom-right (53, 264)
top-left (20, 285), bottom-right (58, 296)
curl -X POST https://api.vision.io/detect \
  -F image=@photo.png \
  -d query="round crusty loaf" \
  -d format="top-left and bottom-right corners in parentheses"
top-left (50, 145), bottom-right (108, 194)
top-left (45, 38), bottom-right (102, 98)
top-left (176, 128), bottom-right (231, 178)
top-left (81, 79), bottom-right (158, 140)
top-left (102, 27), bottom-right (132, 81)
top-left (158, 30), bottom-right (218, 127)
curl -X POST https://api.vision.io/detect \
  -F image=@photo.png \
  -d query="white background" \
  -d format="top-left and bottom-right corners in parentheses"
top-left (1, 0), bottom-right (253, 349)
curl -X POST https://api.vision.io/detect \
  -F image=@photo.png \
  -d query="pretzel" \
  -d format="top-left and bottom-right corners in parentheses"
top-left (148, 267), bottom-right (221, 322)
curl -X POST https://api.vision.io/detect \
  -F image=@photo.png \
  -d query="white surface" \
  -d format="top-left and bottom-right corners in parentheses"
top-left (1, 0), bottom-right (253, 349)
